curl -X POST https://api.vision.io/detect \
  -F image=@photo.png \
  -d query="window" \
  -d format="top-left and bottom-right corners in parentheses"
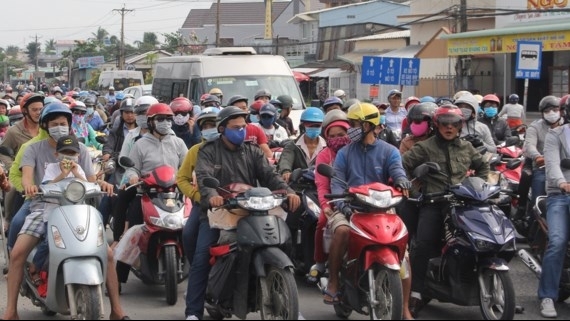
top-left (550, 67), bottom-right (569, 98)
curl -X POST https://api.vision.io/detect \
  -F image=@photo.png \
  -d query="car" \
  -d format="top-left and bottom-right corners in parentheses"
top-left (123, 84), bottom-right (153, 100)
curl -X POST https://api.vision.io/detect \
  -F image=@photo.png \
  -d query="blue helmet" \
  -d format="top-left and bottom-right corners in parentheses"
top-left (196, 107), bottom-right (220, 130)
top-left (40, 101), bottom-right (72, 126)
top-left (44, 96), bottom-right (59, 105)
top-left (301, 107), bottom-right (325, 123)
top-left (322, 96), bottom-right (343, 112)
top-left (420, 96), bottom-right (436, 103)
top-left (115, 91), bottom-right (125, 100)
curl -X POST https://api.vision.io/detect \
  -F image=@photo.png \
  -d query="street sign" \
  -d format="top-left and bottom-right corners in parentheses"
top-left (361, 56), bottom-right (381, 84)
top-left (400, 58), bottom-right (420, 86)
top-left (515, 41), bottom-right (542, 80)
top-left (379, 57), bottom-right (401, 85)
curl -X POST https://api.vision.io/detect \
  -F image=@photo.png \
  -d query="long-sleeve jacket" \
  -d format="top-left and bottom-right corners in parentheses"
top-left (402, 135), bottom-right (490, 195)
top-left (331, 139), bottom-right (407, 205)
top-left (176, 141), bottom-right (203, 203)
top-left (172, 122), bottom-right (201, 149)
top-left (478, 116), bottom-right (512, 145)
top-left (9, 129), bottom-right (49, 192)
top-left (103, 121), bottom-right (128, 160)
top-left (523, 119), bottom-right (553, 169)
top-left (0, 119), bottom-right (36, 169)
top-left (315, 147), bottom-right (336, 211)
top-left (196, 139), bottom-right (294, 218)
top-left (460, 120), bottom-right (496, 153)
top-left (544, 125), bottom-right (570, 195)
top-left (277, 134), bottom-right (326, 175)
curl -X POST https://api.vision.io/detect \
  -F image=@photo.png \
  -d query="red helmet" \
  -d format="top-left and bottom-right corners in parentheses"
top-left (559, 94), bottom-right (570, 108)
top-left (170, 97), bottom-right (193, 113)
top-left (433, 104), bottom-right (464, 126)
top-left (249, 99), bottom-right (265, 114)
top-left (200, 93), bottom-right (210, 104)
top-left (147, 103), bottom-right (174, 118)
top-left (404, 96), bottom-right (420, 110)
top-left (481, 94), bottom-right (500, 106)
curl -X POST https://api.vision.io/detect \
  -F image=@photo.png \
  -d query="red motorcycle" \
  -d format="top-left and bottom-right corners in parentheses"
top-left (122, 160), bottom-right (191, 305)
top-left (316, 164), bottom-right (408, 320)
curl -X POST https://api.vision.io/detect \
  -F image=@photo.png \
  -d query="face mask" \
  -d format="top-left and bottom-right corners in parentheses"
top-left (544, 111), bottom-right (561, 124)
top-left (347, 127), bottom-right (363, 143)
top-left (326, 136), bottom-right (352, 153)
top-left (86, 107), bottom-right (95, 116)
top-left (484, 107), bottom-right (498, 118)
top-left (154, 119), bottom-right (172, 135)
top-left (224, 127), bottom-right (247, 146)
top-left (72, 114), bottom-right (85, 123)
top-left (410, 121), bottom-right (429, 137)
top-left (305, 127), bottom-right (321, 139)
top-left (249, 114), bottom-right (259, 123)
top-left (174, 114), bottom-right (190, 126)
top-left (48, 126), bottom-right (69, 142)
top-left (136, 115), bottom-right (148, 129)
top-left (260, 116), bottom-right (275, 129)
top-left (380, 115), bottom-right (386, 125)
top-left (57, 154), bottom-right (79, 163)
top-left (460, 107), bottom-right (473, 121)
top-left (201, 128), bottom-right (219, 141)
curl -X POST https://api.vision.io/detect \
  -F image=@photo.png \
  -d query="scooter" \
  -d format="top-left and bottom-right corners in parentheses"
top-left (203, 178), bottom-right (299, 320)
top-left (122, 159), bottom-right (191, 305)
top-left (21, 178), bottom-right (108, 319)
top-left (410, 162), bottom-right (518, 320)
top-left (316, 164), bottom-right (408, 320)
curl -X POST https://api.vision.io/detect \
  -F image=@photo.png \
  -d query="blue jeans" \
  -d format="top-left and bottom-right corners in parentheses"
top-left (185, 216), bottom-right (219, 319)
top-left (182, 204), bottom-right (201, 265)
top-left (7, 199), bottom-right (31, 250)
top-left (531, 168), bottom-right (546, 207)
top-left (538, 194), bottom-right (570, 300)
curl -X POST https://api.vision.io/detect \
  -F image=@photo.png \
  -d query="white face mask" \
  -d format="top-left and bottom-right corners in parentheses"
top-left (154, 119), bottom-right (172, 135)
top-left (544, 110), bottom-right (561, 124)
top-left (48, 126), bottom-right (69, 142)
top-left (173, 114), bottom-right (190, 126)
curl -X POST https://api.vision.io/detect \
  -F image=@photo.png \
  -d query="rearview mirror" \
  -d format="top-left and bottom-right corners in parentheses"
top-left (203, 177), bottom-right (220, 189)
top-left (506, 159), bottom-right (522, 170)
top-left (95, 135), bottom-right (108, 145)
top-left (289, 168), bottom-right (303, 183)
top-left (316, 164), bottom-right (335, 178)
top-left (119, 156), bottom-right (135, 168)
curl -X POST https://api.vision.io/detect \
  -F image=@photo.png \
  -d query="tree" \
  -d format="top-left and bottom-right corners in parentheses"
top-left (92, 27), bottom-right (109, 46)
top-left (26, 42), bottom-right (40, 64)
top-left (45, 39), bottom-right (57, 54)
top-left (135, 32), bottom-right (159, 51)
top-left (6, 46), bottom-right (18, 58)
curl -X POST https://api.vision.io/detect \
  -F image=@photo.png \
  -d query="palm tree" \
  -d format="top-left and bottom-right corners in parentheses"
top-left (45, 39), bottom-right (56, 54)
top-left (91, 27), bottom-right (109, 46)
top-left (6, 46), bottom-right (19, 58)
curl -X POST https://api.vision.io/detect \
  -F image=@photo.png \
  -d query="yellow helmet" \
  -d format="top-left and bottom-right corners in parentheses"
top-left (209, 88), bottom-right (223, 95)
top-left (347, 102), bottom-right (380, 126)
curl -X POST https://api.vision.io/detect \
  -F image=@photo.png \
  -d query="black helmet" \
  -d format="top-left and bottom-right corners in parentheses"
top-left (276, 95), bottom-right (293, 109)
top-left (216, 106), bottom-right (248, 129)
top-left (227, 95), bottom-right (248, 106)
top-left (508, 94), bottom-right (519, 103)
top-left (269, 99), bottom-right (282, 109)
top-left (120, 98), bottom-right (135, 113)
top-left (84, 96), bottom-right (96, 107)
top-left (538, 95), bottom-right (561, 113)
top-left (254, 89), bottom-right (272, 101)
top-left (202, 94), bottom-right (221, 107)
top-left (407, 102), bottom-right (437, 123)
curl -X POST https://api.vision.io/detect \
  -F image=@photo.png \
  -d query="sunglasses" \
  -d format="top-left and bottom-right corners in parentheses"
top-left (155, 115), bottom-right (173, 122)
top-left (175, 112), bottom-right (190, 117)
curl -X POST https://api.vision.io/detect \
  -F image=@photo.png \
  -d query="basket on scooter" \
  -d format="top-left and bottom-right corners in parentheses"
top-left (207, 242), bottom-right (238, 305)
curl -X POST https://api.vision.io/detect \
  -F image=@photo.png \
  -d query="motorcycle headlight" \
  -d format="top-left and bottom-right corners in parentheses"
top-left (355, 190), bottom-right (401, 209)
top-left (238, 196), bottom-right (283, 211)
top-left (150, 214), bottom-right (184, 229)
top-left (65, 180), bottom-right (86, 203)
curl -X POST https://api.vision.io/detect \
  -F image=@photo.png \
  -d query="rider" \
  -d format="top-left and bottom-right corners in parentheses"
top-left (170, 97), bottom-right (201, 148)
top-left (276, 94), bottom-right (296, 136)
top-left (328, 102), bottom-right (413, 319)
top-left (69, 101), bottom-right (103, 150)
top-left (478, 94), bottom-right (512, 145)
top-left (322, 96), bottom-right (343, 114)
top-left (84, 96), bottom-right (106, 132)
top-left (399, 102), bottom-right (437, 154)
top-left (254, 88), bottom-right (272, 103)
top-left (254, 103), bottom-right (289, 145)
top-left (384, 89), bottom-right (406, 145)
top-left (209, 87), bottom-right (223, 105)
top-left (454, 92), bottom-right (496, 153)
top-left (499, 93), bottom-right (526, 129)
top-left (402, 104), bottom-right (490, 318)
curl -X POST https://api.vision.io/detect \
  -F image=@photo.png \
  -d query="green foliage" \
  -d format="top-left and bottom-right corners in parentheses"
top-left (86, 69), bottom-right (101, 90)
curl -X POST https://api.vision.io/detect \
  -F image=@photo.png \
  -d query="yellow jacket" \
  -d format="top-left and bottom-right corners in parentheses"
top-left (176, 141), bottom-right (203, 203)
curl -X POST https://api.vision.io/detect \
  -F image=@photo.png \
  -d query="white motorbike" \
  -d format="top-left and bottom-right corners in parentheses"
top-left (20, 178), bottom-right (109, 320)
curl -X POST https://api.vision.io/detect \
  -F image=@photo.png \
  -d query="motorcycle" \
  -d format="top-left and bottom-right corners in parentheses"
top-left (316, 164), bottom-right (408, 320)
top-left (120, 157), bottom-right (191, 305)
top-left (202, 177), bottom-right (299, 320)
top-left (21, 178), bottom-right (108, 319)
top-left (410, 162), bottom-right (517, 320)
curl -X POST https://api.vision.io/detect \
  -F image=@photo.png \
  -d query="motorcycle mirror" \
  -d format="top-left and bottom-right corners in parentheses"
top-left (119, 156), bottom-right (135, 168)
top-left (0, 146), bottom-right (14, 159)
top-left (504, 136), bottom-right (520, 147)
top-left (95, 135), bottom-right (108, 145)
top-left (289, 168), bottom-right (303, 183)
top-left (561, 159), bottom-right (570, 169)
top-left (506, 158), bottom-right (522, 170)
top-left (203, 177), bottom-right (221, 189)
top-left (316, 164), bottom-right (335, 178)
top-left (489, 154), bottom-right (502, 166)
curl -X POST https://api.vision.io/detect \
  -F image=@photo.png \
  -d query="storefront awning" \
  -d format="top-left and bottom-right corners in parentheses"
top-left (441, 21), bottom-right (570, 56)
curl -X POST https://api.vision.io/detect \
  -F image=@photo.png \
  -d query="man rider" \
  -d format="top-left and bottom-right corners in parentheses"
top-left (478, 94), bottom-right (512, 145)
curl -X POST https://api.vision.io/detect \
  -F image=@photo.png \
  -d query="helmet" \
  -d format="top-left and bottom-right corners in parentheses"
top-left (269, 99), bottom-right (283, 109)
top-left (560, 94), bottom-right (570, 122)
top-left (508, 94), bottom-right (519, 103)
top-left (196, 107), bottom-right (221, 129)
top-left (40, 101), bottom-right (72, 126)
top-left (301, 107), bottom-right (325, 123)
top-left (227, 95), bottom-right (248, 106)
top-left (347, 102), bottom-right (380, 126)
top-left (120, 98), bottom-right (135, 112)
top-left (146, 103), bottom-right (174, 118)
top-left (404, 96), bottom-right (420, 110)
top-left (60, 96), bottom-right (75, 105)
top-left (123, 93), bottom-right (135, 100)
top-left (433, 104), bottom-right (463, 126)
top-left (538, 95), bottom-right (561, 113)
top-left (453, 90), bottom-right (471, 101)
top-left (343, 98), bottom-right (360, 111)
top-left (435, 97), bottom-right (454, 106)
top-left (333, 89), bottom-right (346, 99)
top-left (481, 94), bottom-right (500, 106)
top-left (115, 92), bottom-right (125, 101)
top-left (21, 92), bottom-right (45, 109)
top-left (276, 95), bottom-right (293, 109)
top-left (84, 97), bottom-right (96, 107)
top-left (259, 103), bottom-right (278, 117)
top-left (254, 89), bottom-right (271, 101)
top-left (0, 115), bottom-right (9, 127)
top-left (0, 99), bottom-right (10, 108)
top-left (170, 97), bottom-right (193, 113)
top-left (202, 94), bottom-right (221, 107)
top-left (217, 106), bottom-right (248, 128)
top-left (199, 93), bottom-right (210, 105)
top-left (473, 94), bottom-right (484, 104)
top-left (8, 106), bottom-right (23, 123)
top-left (322, 109), bottom-right (349, 131)
top-left (209, 88), bottom-right (223, 96)
top-left (78, 91), bottom-right (89, 97)
top-left (134, 95), bottom-right (159, 114)
top-left (322, 97), bottom-right (343, 112)
top-left (454, 93), bottom-right (479, 112)
top-left (51, 86), bottom-right (63, 95)
top-left (420, 96), bottom-right (436, 103)
top-left (407, 102), bottom-right (437, 123)
top-left (249, 100), bottom-right (264, 114)
top-left (69, 101), bottom-right (87, 112)
top-left (387, 89), bottom-right (402, 100)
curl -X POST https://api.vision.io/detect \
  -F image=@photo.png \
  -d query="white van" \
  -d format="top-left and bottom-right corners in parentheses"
top-left (98, 70), bottom-right (145, 92)
top-left (152, 47), bottom-right (305, 118)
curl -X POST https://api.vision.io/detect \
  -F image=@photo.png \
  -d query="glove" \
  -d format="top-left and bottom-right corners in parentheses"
top-left (340, 204), bottom-right (352, 218)
top-left (470, 137), bottom-right (483, 147)
top-left (395, 178), bottom-right (412, 190)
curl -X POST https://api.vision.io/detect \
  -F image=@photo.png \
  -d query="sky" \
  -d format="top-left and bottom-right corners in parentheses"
top-left (0, 0), bottom-right (266, 49)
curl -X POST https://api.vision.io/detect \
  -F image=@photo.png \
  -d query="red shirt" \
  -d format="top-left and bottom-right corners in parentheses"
top-left (246, 123), bottom-right (268, 145)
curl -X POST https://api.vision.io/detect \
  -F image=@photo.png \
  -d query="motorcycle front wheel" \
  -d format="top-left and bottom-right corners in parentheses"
top-left (479, 269), bottom-right (515, 320)
top-left (164, 245), bottom-right (178, 305)
top-left (259, 267), bottom-right (299, 320)
top-left (73, 284), bottom-right (102, 320)
top-left (369, 266), bottom-right (402, 320)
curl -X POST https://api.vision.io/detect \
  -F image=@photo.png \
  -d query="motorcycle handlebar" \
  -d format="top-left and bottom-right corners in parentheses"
top-left (324, 193), bottom-right (347, 199)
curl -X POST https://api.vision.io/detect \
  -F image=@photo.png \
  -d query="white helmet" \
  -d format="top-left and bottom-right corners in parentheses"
top-left (333, 89), bottom-right (346, 99)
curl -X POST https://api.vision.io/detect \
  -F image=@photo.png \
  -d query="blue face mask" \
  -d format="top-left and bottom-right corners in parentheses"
top-left (259, 116), bottom-right (275, 129)
top-left (201, 128), bottom-right (219, 141)
top-left (484, 107), bottom-right (498, 118)
top-left (305, 127), bottom-right (321, 139)
top-left (224, 127), bottom-right (247, 146)
top-left (380, 115), bottom-right (386, 125)
top-left (249, 114), bottom-right (259, 123)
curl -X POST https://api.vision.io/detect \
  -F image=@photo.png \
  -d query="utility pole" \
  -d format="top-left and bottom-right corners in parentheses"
top-left (33, 34), bottom-right (42, 89)
top-left (113, 5), bottom-right (134, 70)
top-left (215, 0), bottom-right (221, 47)
top-left (455, 0), bottom-right (468, 92)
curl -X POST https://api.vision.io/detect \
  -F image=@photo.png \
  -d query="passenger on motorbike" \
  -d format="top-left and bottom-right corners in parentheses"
top-left (539, 96), bottom-right (570, 318)
top-left (276, 94), bottom-right (296, 136)
top-left (399, 102), bottom-right (437, 154)
top-left (1, 103), bottom-right (129, 321)
top-left (253, 103), bottom-right (289, 145)
top-left (84, 97), bottom-right (106, 132)
top-left (478, 94), bottom-right (512, 145)
top-left (455, 93), bottom-right (496, 153)
top-left (69, 101), bottom-right (102, 150)
top-left (322, 96), bottom-right (343, 114)
top-left (187, 106), bottom-right (300, 320)
top-left (499, 93), bottom-right (526, 129)
top-left (170, 97), bottom-right (201, 149)
top-left (402, 104), bottom-right (490, 319)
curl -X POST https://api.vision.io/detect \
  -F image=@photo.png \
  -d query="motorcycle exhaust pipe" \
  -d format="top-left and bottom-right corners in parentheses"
top-left (518, 249), bottom-right (542, 278)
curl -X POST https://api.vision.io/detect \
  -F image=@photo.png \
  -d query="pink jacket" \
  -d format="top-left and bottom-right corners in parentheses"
top-left (315, 147), bottom-right (336, 211)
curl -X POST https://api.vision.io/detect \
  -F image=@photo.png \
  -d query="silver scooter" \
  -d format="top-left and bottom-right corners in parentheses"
top-left (20, 178), bottom-right (109, 320)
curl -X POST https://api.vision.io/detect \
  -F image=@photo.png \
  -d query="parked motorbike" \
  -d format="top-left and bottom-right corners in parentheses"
top-left (121, 157), bottom-right (191, 305)
top-left (203, 177), bottom-right (299, 320)
top-left (316, 164), bottom-right (408, 320)
top-left (21, 178), bottom-right (108, 319)
top-left (410, 162), bottom-right (517, 320)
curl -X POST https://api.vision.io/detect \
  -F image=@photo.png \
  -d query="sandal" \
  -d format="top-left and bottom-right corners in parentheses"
top-left (322, 287), bottom-right (341, 305)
